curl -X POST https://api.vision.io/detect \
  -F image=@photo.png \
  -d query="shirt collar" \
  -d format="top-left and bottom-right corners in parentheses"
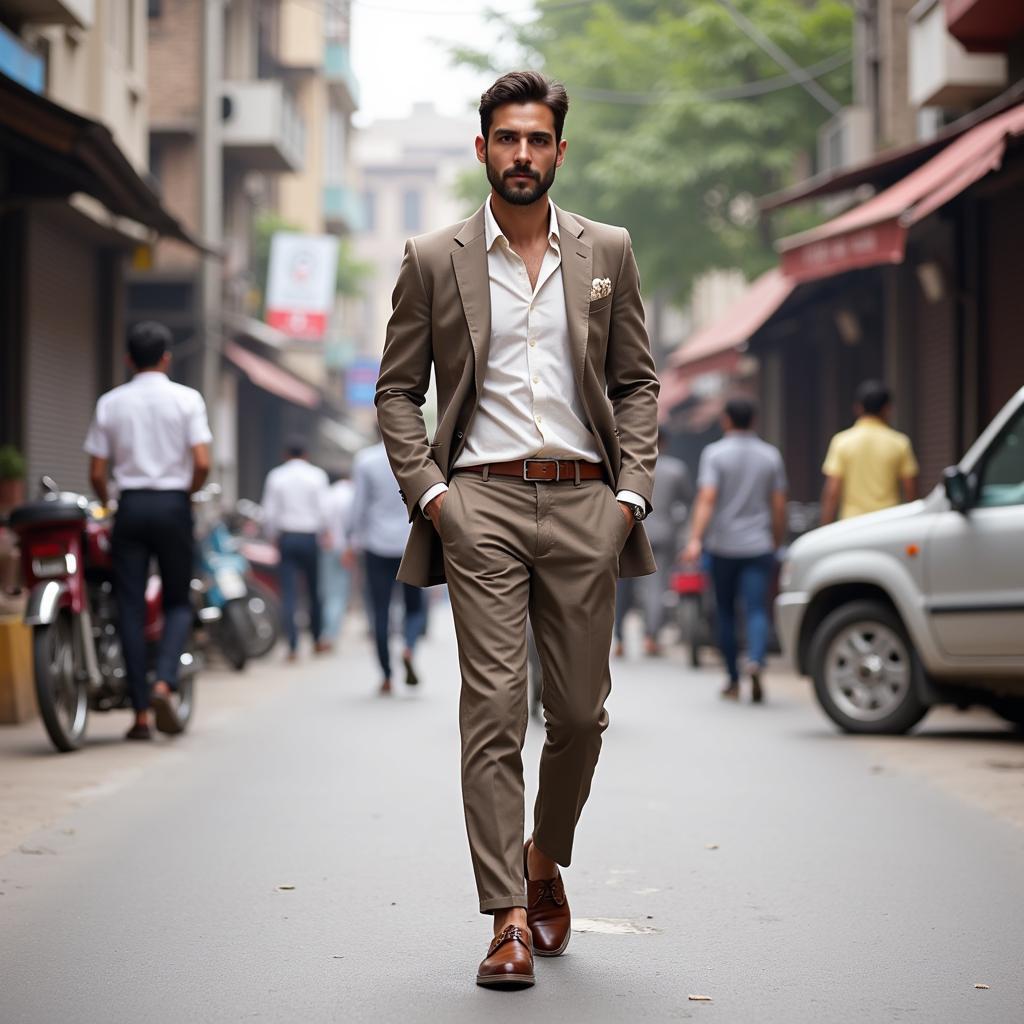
top-left (484, 195), bottom-right (560, 253)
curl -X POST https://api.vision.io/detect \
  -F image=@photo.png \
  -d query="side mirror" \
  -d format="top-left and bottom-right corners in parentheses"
top-left (942, 467), bottom-right (972, 513)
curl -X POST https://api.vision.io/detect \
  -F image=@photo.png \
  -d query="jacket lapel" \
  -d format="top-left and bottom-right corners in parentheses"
top-left (452, 206), bottom-right (490, 397)
top-left (556, 206), bottom-right (592, 385)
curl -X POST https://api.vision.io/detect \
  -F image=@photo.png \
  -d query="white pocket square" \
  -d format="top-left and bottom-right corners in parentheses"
top-left (589, 277), bottom-right (612, 301)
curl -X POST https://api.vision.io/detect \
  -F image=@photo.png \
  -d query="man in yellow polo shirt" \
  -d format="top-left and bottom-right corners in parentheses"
top-left (820, 380), bottom-right (919, 523)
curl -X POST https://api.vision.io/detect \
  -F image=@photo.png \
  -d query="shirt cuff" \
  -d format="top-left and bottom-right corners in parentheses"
top-left (616, 490), bottom-right (646, 515)
top-left (418, 483), bottom-right (449, 517)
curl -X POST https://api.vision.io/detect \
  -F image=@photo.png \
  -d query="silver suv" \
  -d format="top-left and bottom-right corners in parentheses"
top-left (776, 387), bottom-right (1024, 734)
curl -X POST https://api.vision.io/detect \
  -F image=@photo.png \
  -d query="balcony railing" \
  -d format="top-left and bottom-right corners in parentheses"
top-left (221, 79), bottom-right (306, 173)
top-left (323, 184), bottom-right (365, 234)
top-left (325, 41), bottom-right (359, 111)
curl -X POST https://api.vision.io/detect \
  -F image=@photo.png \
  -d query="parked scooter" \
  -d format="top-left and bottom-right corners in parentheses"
top-left (9, 478), bottom-right (200, 752)
top-left (194, 487), bottom-right (280, 669)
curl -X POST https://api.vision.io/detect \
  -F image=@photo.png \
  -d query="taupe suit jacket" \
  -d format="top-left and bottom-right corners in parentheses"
top-left (375, 203), bottom-right (660, 587)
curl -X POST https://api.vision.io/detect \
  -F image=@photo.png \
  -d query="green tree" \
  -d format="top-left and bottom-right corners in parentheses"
top-left (454, 0), bottom-right (852, 300)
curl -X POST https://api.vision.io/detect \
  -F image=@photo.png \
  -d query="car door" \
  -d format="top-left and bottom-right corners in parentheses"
top-left (926, 402), bottom-right (1024, 659)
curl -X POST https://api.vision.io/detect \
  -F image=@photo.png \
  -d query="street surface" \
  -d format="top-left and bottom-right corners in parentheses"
top-left (2, 598), bottom-right (1023, 1023)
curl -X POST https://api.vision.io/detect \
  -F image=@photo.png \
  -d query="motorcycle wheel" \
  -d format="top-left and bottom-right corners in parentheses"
top-left (33, 613), bottom-right (89, 752)
top-left (219, 600), bottom-right (250, 671)
top-left (242, 580), bottom-right (281, 659)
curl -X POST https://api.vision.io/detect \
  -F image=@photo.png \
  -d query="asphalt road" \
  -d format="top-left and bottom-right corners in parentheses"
top-left (2, 601), bottom-right (1023, 1023)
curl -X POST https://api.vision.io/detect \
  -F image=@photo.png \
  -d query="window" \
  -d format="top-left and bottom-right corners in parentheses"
top-left (148, 0), bottom-right (162, 17)
top-left (363, 190), bottom-right (376, 232)
top-left (402, 189), bottom-right (422, 233)
top-left (977, 408), bottom-right (1024, 508)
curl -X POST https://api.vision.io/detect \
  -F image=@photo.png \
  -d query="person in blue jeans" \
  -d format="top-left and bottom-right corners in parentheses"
top-left (684, 397), bottom-right (787, 702)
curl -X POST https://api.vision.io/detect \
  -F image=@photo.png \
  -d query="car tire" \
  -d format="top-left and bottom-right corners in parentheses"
top-left (809, 600), bottom-right (928, 735)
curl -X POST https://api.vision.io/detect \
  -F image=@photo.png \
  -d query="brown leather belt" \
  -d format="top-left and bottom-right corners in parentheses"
top-left (456, 459), bottom-right (606, 483)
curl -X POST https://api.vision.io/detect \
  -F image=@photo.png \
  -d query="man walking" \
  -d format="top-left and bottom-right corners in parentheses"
top-left (614, 429), bottom-right (692, 657)
top-left (820, 380), bottom-right (919, 523)
top-left (376, 71), bottom-right (659, 988)
top-left (346, 439), bottom-right (425, 695)
top-left (684, 397), bottom-right (786, 703)
top-left (84, 321), bottom-right (211, 741)
top-left (261, 437), bottom-right (331, 660)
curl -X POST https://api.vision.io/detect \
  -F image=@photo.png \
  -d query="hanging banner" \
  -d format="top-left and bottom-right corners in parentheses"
top-left (265, 232), bottom-right (339, 341)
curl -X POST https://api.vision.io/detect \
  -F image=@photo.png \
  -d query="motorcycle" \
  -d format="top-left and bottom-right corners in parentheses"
top-left (9, 478), bottom-right (200, 752)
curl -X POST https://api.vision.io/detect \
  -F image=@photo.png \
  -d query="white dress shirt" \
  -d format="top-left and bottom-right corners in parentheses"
top-left (83, 371), bottom-right (212, 492)
top-left (420, 198), bottom-right (643, 513)
top-left (322, 478), bottom-right (355, 552)
top-left (261, 458), bottom-right (329, 537)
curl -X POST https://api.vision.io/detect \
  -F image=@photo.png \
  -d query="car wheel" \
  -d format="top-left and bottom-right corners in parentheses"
top-left (809, 600), bottom-right (928, 735)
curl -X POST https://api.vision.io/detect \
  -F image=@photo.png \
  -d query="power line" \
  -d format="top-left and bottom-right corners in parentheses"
top-left (569, 50), bottom-right (851, 105)
top-left (713, 0), bottom-right (842, 115)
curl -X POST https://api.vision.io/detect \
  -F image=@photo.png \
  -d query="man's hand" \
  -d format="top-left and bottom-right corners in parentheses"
top-left (426, 492), bottom-right (446, 533)
top-left (618, 501), bottom-right (636, 536)
top-left (683, 538), bottom-right (703, 565)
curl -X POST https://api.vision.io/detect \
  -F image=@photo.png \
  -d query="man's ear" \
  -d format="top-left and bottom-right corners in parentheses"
top-left (475, 135), bottom-right (487, 165)
top-left (555, 138), bottom-right (567, 168)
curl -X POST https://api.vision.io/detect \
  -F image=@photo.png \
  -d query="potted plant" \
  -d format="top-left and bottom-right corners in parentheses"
top-left (0, 445), bottom-right (26, 512)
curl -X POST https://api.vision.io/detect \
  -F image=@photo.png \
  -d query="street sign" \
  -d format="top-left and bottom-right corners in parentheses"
top-left (265, 233), bottom-right (339, 341)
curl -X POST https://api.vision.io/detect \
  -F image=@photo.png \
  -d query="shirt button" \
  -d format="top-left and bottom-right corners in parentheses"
top-left (535, 415), bottom-right (542, 424)
top-left (532, 376), bottom-right (539, 384)
top-left (529, 339), bottom-right (537, 348)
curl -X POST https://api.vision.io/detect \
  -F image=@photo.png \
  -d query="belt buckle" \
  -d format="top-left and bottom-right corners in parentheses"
top-left (523, 458), bottom-right (560, 482)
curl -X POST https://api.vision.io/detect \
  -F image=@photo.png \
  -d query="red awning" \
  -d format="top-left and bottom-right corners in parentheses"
top-left (223, 340), bottom-right (320, 410)
top-left (668, 268), bottom-right (796, 375)
top-left (778, 103), bottom-right (1024, 283)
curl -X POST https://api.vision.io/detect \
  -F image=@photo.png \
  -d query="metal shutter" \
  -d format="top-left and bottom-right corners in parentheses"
top-left (24, 212), bottom-right (98, 495)
top-left (984, 188), bottom-right (1024, 423)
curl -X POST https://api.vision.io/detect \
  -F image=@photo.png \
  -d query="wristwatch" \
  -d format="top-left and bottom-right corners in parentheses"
top-left (628, 502), bottom-right (645, 522)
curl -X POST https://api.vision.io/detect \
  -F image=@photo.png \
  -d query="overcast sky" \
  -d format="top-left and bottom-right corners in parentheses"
top-left (350, 0), bottom-right (519, 125)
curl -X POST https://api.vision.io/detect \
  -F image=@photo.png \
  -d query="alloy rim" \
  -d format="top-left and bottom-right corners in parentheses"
top-left (825, 621), bottom-right (910, 722)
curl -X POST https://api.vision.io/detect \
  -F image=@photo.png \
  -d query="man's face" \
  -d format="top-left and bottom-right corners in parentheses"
top-left (476, 102), bottom-right (567, 207)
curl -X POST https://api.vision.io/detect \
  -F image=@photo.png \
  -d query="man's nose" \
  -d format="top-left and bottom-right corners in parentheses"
top-left (514, 141), bottom-right (531, 165)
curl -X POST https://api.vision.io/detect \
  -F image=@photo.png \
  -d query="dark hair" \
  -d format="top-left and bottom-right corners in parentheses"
top-left (285, 434), bottom-right (308, 459)
top-left (128, 321), bottom-right (171, 369)
top-left (724, 396), bottom-right (757, 430)
top-left (856, 380), bottom-right (891, 415)
top-left (479, 71), bottom-right (569, 144)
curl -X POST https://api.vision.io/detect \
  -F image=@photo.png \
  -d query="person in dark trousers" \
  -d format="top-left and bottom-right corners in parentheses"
top-left (346, 440), bottom-right (425, 695)
top-left (261, 437), bottom-right (331, 660)
top-left (684, 397), bottom-right (787, 702)
top-left (85, 321), bottom-right (212, 741)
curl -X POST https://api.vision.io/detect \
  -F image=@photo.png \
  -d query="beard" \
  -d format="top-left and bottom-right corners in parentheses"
top-left (486, 155), bottom-right (556, 206)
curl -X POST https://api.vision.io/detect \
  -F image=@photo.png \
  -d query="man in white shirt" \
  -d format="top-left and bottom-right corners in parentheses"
top-left (261, 437), bottom-right (331, 660)
top-left (84, 321), bottom-right (211, 741)
top-left (376, 72), bottom-right (659, 988)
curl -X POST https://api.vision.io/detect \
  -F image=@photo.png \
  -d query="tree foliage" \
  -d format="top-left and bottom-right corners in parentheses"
top-left (454, 0), bottom-right (852, 300)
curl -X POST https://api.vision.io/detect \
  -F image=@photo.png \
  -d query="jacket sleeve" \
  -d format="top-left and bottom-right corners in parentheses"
top-left (375, 238), bottom-right (446, 522)
top-left (606, 230), bottom-right (660, 512)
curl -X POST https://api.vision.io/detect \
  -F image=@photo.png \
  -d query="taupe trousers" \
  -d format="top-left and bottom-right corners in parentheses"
top-left (439, 471), bottom-right (628, 912)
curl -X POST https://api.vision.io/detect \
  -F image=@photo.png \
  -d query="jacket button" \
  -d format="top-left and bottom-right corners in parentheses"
top-left (399, 490), bottom-right (406, 501)
top-left (456, 430), bottom-right (464, 439)
top-left (614, 429), bottom-right (621, 436)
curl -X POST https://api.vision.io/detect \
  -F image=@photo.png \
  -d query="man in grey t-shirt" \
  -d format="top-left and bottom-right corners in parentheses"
top-left (684, 397), bottom-right (787, 701)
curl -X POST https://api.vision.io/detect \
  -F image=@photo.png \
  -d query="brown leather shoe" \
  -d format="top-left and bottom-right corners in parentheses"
top-left (476, 924), bottom-right (534, 989)
top-left (524, 838), bottom-right (571, 956)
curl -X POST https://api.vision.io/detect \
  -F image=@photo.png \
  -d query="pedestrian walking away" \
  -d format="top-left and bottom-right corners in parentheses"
top-left (820, 379), bottom-right (919, 523)
top-left (83, 321), bottom-right (211, 741)
top-left (614, 428), bottom-right (693, 657)
top-left (345, 438), bottom-right (425, 695)
top-left (260, 437), bottom-right (331, 660)
top-left (684, 396), bottom-right (786, 703)
top-left (320, 470), bottom-right (355, 645)
top-left (375, 71), bottom-right (659, 990)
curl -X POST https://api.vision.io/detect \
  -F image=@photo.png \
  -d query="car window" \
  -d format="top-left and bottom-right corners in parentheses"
top-left (977, 406), bottom-right (1024, 508)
